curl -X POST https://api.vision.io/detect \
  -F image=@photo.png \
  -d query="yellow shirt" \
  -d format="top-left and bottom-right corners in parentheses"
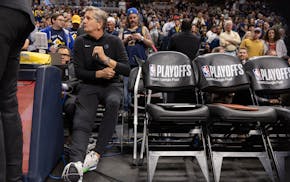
top-left (240, 38), bottom-right (264, 58)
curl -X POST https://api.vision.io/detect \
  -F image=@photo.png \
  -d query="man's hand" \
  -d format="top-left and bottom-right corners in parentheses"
top-left (92, 46), bottom-right (106, 62)
top-left (132, 33), bottom-right (143, 41)
top-left (96, 67), bottom-right (115, 79)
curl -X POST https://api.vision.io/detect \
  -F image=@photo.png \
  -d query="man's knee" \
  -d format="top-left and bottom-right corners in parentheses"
top-left (106, 98), bottom-right (121, 110)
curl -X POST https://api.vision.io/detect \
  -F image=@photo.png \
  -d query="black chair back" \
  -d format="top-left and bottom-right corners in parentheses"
top-left (143, 51), bottom-right (196, 92)
top-left (245, 56), bottom-right (290, 94)
top-left (194, 53), bottom-right (249, 92)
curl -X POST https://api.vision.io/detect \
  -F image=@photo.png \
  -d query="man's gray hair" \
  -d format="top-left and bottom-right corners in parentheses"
top-left (84, 6), bottom-right (108, 30)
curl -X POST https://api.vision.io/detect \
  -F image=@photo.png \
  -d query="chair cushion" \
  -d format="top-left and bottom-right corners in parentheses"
top-left (273, 106), bottom-right (290, 122)
top-left (207, 104), bottom-right (276, 123)
top-left (146, 103), bottom-right (209, 123)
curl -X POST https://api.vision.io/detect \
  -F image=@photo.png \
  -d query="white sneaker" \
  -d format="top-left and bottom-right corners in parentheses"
top-left (62, 161), bottom-right (83, 182)
top-left (83, 151), bottom-right (99, 173)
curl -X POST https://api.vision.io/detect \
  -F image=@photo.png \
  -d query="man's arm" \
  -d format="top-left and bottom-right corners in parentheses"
top-left (73, 37), bottom-right (97, 81)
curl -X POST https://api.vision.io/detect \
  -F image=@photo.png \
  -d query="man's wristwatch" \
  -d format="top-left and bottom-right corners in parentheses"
top-left (140, 36), bottom-right (144, 41)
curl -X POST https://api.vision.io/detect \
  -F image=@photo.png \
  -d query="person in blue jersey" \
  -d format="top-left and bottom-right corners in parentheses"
top-left (41, 13), bottom-right (74, 53)
top-left (121, 7), bottom-right (153, 112)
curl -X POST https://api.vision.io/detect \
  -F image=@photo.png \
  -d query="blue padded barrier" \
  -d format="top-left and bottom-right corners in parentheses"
top-left (26, 65), bottom-right (63, 182)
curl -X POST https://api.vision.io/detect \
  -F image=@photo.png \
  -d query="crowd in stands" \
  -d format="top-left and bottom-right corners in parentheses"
top-left (24, 0), bottom-right (290, 105)
top-left (27, 0), bottom-right (288, 57)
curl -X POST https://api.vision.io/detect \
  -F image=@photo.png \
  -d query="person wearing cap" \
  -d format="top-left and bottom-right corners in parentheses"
top-left (69, 14), bottom-right (81, 40)
top-left (121, 7), bottom-right (153, 112)
top-left (167, 14), bottom-right (181, 39)
top-left (239, 27), bottom-right (264, 58)
top-left (219, 20), bottom-right (241, 56)
top-left (122, 7), bottom-right (153, 67)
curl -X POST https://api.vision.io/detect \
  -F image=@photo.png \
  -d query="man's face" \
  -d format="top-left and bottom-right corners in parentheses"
top-left (54, 15), bottom-right (65, 29)
top-left (57, 48), bottom-right (70, 64)
top-left (83, 11), bottom-right (100, 34)
top-left (253, 30), bottom-right (261, 40)
top-left (238, 49), bottom-right (248, 60)
top-left (225, 23), bottom-right (232, 32)
top-left (107, 21), bottom-right (115, 32)
top-left (128, 14), bottom-right (139, 27)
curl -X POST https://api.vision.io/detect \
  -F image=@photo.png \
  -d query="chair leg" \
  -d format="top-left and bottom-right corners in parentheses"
top-left (199, 125), bottom-right (210, 182)
top-left (147, 153), bottom-right (159, 182)
top-left (133, 117), bottom-right (138, 164)
top-left (273, 151), bottom-right (290, 182)
top-left (212, 153), bottom-right (223, 182)
top-left (140, 118), bottom-right (147, 161)
top-left (261, 132), bottom-right (278, 182)
top-left (258, 156), bottom-right (275, 182)
top-left (196, 154), bottom-right (210, 182)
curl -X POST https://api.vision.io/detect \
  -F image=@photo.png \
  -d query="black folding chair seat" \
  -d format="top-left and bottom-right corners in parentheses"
top-left (147, 103), bottom-right (208, 123)
top-left (273, 106), bottom-right (290, 122)
top-left (207, 104), bottom-right (276, 123)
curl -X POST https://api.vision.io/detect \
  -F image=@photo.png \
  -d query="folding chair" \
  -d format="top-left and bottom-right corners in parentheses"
top-left (245, 56), bottom-right (290, 182)
top-left (194, 53), bottom-right (278, 182)
top-left (139, 51), bottom-right (210, 182)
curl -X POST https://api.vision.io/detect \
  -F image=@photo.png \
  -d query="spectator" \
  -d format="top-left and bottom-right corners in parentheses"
top-left (148, 14), bottom-right (161, 47)
top-left (212, 46), bottom-right (225, 53)
top-left (41, 13), bottom-right (74, 53)
top-left (106, 16), bottom-right (119, 36)
top-left (237, 47), bottom-right (249, 64)
top-left (192, 11), bottom-right (206, 27)
top-left (239, 27), bottom-right (264, 58)
top-left (219, 20), bottom-right (241, 56)
top-left (121, 7), bottom-right (153, 112)
top-left (167, 15), bottom-right (182, 42)
top-left (263, 28), bottom-right (287, 58)
top-left (168, 18), bottom-right (200, 60)
top-left (191, 24), bottom-right (201, 39)
top-left (62, 6), bottom-right (130, 181)
top-left (168, 18), bottom-right (200, 103)
top-left (69, 14), bottom-right (82, 40)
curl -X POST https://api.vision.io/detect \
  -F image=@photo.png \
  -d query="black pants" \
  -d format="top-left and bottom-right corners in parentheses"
top-left (0, 7), bottom-right (32, 182)
top-left (69, 83), bottom-right (123, 162)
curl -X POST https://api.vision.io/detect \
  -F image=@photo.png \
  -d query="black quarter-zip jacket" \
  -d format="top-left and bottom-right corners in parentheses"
top-left (73, 32), bottom-right (130, 85)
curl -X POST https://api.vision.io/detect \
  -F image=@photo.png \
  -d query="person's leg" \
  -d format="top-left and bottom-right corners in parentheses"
top-left (0, 7), bottom-right (31, 182)
top-left (94, 85), bottom-right (123, 155)
top-left (69, 85), bottom-right (99, 163)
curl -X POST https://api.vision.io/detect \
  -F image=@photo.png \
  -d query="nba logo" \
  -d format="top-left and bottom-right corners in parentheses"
top-left (253, 69), bottom-right (262, 80)
top-left (201, 65), bottom-right (211, 77)
top-left (149, 64), bottom-right (156, 77)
